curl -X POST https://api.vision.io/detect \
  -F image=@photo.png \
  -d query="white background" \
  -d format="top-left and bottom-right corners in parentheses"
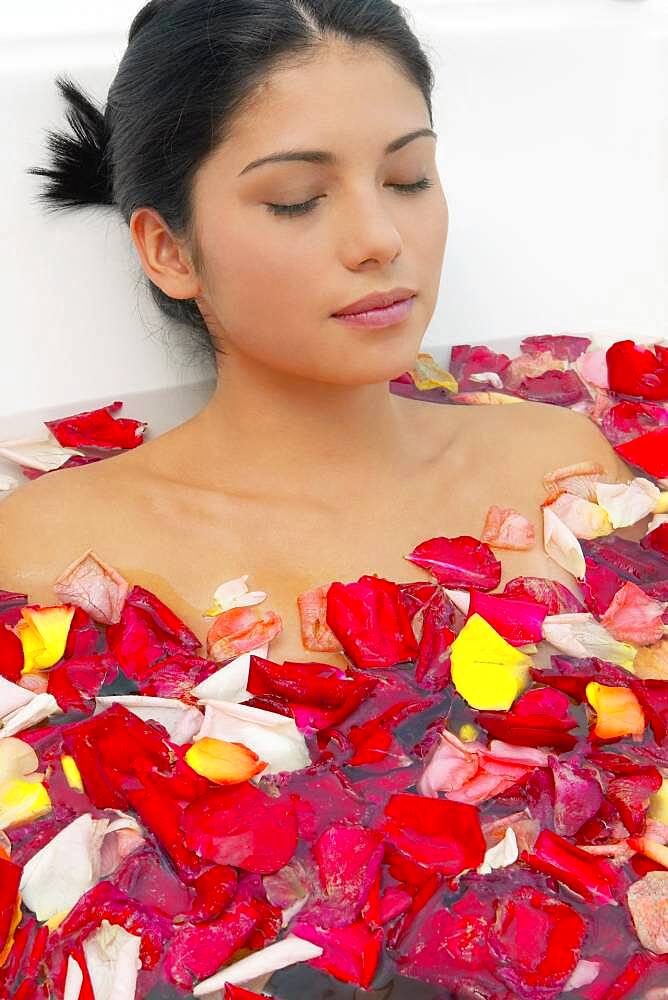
top-left (1, 0), bottom-right (666, 420)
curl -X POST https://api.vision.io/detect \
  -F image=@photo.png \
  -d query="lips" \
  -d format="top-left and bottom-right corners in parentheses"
top-left (333, 288), bottom-right (416, 317)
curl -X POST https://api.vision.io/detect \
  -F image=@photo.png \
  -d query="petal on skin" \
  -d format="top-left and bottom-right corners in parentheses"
top-left (542, 612), bottom-right (638, 668)
top-left (82, 920), bottom-right (142, 1000)
top-left (543, 461), bottom-right (606, 499)
top-left (204, 574), bottom-right (268, 617)
top-left (477, 826), bottom-right (518, 874)
top-left (192, 934), bottom-right (324, 996)
top-left (184, 737), bottom-right (268, 784)
top-left (0, 433), bottom-right (85, 472)
top-left (0, 776), bottom-right (51, 830)
top-left (543, 507), bottom-right (586, 578)
top-left (195, 700), bottom-right (311, 775)
top-left (480, 505), bottom-right (536, 550)
top-left (449, 614), bottom-right (532, 711)
top-left (94, 695), bottom-right (204, 746)
top-left (595, 478), bottom-right (661, 529)
top-left (206, 605), bottom-right (283, 663)
top-left (297, 586), bottom-right (344, 653)
top-left (585, 682), bottom-right (646, 739)
top-left (45, 401), bottom-right (148, 450)
top-left (16, 605), bottom-right (76, 672)
top-left (599, 581), bottom-right (667, 645)
top-left (627, 871), bottom-right (668, 954)
top-left (469, 371), bottom-right (504, 389)
top-left (53, 549), bottom-right (130, 626)
top-left (410, 352), bottom-right (459, 393)
top-left (543, 492), bottom-right (613, 540)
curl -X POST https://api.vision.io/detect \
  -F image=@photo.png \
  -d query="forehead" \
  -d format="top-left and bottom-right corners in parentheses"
top-left (209, 41), bottom-right (430, 175)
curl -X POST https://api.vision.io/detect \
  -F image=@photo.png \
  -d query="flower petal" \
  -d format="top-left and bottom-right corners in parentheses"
top-left (52, 550), bottom-right (130, 626)
top-left (450, 613), bottom-right (532, 711)
top-left (184, 737), bottom-right (267, 784)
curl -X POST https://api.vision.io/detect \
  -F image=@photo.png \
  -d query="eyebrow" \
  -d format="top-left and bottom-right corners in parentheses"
top-left (238, 127), bottom-right (437, 177)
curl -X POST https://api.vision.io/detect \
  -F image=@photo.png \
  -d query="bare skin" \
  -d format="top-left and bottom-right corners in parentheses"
top-left (0, 393), bottom-right (642, 669)
top-left (0, 40), bottom-right (647, 666)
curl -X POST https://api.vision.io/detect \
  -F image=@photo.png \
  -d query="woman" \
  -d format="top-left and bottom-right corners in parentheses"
top-left (1, 0), bottom-right (635, 669)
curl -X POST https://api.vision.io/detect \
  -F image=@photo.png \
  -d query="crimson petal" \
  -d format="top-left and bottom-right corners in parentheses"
top-left (406, 535), bottom-right (502, 591)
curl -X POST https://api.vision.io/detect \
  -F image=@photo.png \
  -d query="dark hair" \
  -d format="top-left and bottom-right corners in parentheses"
top-left (27, 0), bottom-right (436, 368)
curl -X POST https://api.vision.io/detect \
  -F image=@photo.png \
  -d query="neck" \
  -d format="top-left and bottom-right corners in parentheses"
top-left (182, 350), bottom-right (441, 504)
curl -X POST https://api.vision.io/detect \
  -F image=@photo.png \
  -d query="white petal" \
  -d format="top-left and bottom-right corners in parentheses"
top-left (564, 959), bottom-right (601, 990)
top-left (64, 956), bottom-right (84, 1000)
top-left (193, 934), bottom-right (324, 996)
top-left (646, 512), bottom-right (668, 534)
top-left (0, 474), bottom-right (19, 492)
top-left (94, 696), bottom-right (203, 746)
top-left (83, 921), bottom-right (142, 1000)
top-left (442, 589), bottom-right (470, 615)
top-left (1, 693), bottom-right (60, 738)
top-left (469, 371), bottom-right (504, 389)
top-left (20, 814), bottom-right (105, 921)
top-left (543, 507), bottom-right (586, 578)
top-left (542, 612), bottom-right (637, 668)
top-left (191, 644), bottom-right (269, 703)
top-left (596, 478), bottom-right (661, 528)
top-left (0, 675), bottom-right (35, 718)
top-left (477, 826), bottom-right (519, 875)
top-left (196, 700), bottom-right (310, 775)
top-left (0, 434), bottom-right (85, 472)
top-left (212, 575), bottom-right (268, 612)
top-left (0, 737), bottom-right (39, 784)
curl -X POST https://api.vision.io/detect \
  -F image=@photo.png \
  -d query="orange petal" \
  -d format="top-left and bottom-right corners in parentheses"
top-left (206, 605), bottom-right (283, 662)
top-left (543, 461), bottom-right (607, 499)
top-left (184, 737), bottom-right (267, 784)
top-left (585, 682), bottom-right (646, 739)
top-left (297, 585), bottom-right (343, 652)
top-left (481, 505), bottom-right (535, 551)
top-left (15, 605), bottom-right (75, 673)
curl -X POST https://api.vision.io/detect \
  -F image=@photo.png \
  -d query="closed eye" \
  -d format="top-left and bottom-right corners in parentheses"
top-left (265, 177), bottom-right (435, 218)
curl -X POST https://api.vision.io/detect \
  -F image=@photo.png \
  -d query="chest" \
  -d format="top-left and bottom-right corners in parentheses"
top-left (98, 442), bottom-right (580, 667)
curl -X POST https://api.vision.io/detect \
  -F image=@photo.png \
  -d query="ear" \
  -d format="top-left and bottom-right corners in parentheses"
top-left (129, 206), bottom-right (202, 301)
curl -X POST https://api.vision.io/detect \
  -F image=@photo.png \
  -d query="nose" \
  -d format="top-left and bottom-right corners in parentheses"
top-left (339, 194), bottom-right (403, 269)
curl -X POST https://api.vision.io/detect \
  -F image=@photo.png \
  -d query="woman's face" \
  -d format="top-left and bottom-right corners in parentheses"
top-left (190, 40), bottom-right (449, 385)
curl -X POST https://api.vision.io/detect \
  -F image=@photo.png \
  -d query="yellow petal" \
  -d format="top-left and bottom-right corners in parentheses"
top-left (45, 908), bottom-right (72, 932)
top-left (16, 605), bottom-right (75, 673)
top-left (203, 602), bottom-right (223, 618)
top-left (649, 777), bottom-right (668, 825)
top-left (61, 755), bottom-right (84, 792)
top-left (185, 737), bottom-right (268, 784)
top-left (0, 778), bottom-right (51, 830)
top-left (410, 353), bottom-right (459, 393)
top-left (458, 723), bottom-right (479, 742)
top-left (450, 613), bottom-right (532, 711)
top-left (655, 492), bottom-right (668, 514)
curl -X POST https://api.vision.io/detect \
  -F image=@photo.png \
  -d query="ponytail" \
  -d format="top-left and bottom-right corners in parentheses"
top-left (26, 75), bottom-right (114, 211)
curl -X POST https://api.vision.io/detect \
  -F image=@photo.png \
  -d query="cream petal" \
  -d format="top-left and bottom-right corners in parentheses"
top-left (83, 921), bottom-right (142, 1000)
top-left (596, 478), bottom-right (661, 529)
top-left (193, 934), bottom-right (324, 996)
top-left (0, 433), bottom-right (85, 472)
top-left (94, 696), bottom-right (204, 746)
top-left (477, 826), bottom-right (518, 875)
top-left (191, 644), bottom-right (269, 703)
top-left (543, 507), bottom-right (586, 578)
top-left (195, 700), bottom-right (310, 775)
top-left (1, 693), bottom-right (60, 738)
top-left (542, 612), bottom-right (637, 668)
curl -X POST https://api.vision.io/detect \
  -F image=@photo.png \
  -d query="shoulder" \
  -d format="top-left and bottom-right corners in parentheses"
top-left (0, 461), bottom-right (128, 604)
top-left (481, 399), bottom-right (634, 481)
